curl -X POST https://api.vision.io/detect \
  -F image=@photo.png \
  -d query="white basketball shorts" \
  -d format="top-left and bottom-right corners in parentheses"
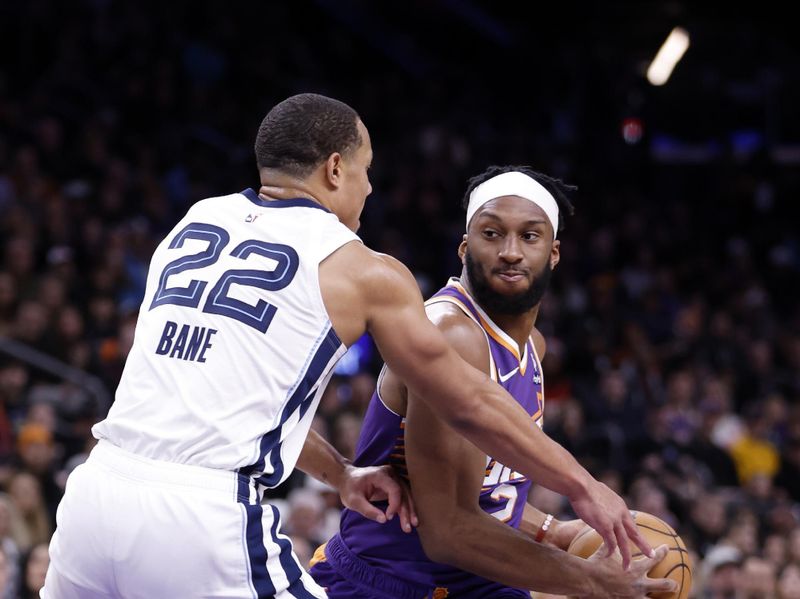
top-left (42, 440), bottom-right (327, 599)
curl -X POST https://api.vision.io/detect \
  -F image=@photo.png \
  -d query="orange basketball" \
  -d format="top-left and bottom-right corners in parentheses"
top-left (566, 511), bottom-right (692, 599)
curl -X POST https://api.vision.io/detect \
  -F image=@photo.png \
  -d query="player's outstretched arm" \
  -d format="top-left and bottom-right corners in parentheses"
top-left (358, 252), bottom-right (650, 568)
top-left (296, 429), bottom-right (417, 532)
top-left (404, 363), bottom-right (675, 597)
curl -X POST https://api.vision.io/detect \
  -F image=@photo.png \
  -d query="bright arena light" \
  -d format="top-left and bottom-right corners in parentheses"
top-left (647, 27), bottom-right (690, 86)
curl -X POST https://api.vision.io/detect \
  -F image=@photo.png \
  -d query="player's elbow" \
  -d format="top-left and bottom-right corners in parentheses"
top-left (417, 522), bottom-right (454, 564)
top-left (417, 511), bottom-right (473, 566)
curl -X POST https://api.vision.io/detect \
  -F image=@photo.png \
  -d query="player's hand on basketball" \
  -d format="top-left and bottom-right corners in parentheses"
top-left (568, 481), bottom-right (653, 570)
top-left (548, 518), bottom-right (586, 551)
top-left (338, 464), bottom-right (419, 533)
top-left (584, 543), bottom-right (677, 598)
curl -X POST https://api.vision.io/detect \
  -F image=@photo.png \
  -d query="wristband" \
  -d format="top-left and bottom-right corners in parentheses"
top-left (534, 513), bottom-right (554, 543)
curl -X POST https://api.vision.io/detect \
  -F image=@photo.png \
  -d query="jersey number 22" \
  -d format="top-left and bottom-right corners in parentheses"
top-left (149, 222), bottom-right (298, 333)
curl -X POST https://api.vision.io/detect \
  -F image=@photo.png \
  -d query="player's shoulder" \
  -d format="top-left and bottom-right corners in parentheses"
top-left (425, 300), bottom-right (489, 369)
top-left (425, 300), bottom-right (479, 333)
top-left (326, 243), bottom-right (395, 269)
top-left (364, 249), bottom-right (414, 279)
top-left (337, 246), bottom-right (420, 299)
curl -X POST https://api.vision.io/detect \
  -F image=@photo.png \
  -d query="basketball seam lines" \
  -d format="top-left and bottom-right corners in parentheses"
top-left (635, 517), bottom-right (688, 598)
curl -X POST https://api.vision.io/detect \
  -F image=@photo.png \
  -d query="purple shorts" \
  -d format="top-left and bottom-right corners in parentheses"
top-left (438, 584), bottom-right (529, 598)
top-left (309, 534), bottom-right (433, 599)
top-left (310, 534), bottom-right (529, 598)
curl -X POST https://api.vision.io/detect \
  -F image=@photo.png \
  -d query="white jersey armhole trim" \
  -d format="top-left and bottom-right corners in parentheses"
top-left (374, 365), bottom-right (402, 417)
top-left (244, 324), bottom-right (339, 468)
top-left (309, 238), bottom-right (363, 348)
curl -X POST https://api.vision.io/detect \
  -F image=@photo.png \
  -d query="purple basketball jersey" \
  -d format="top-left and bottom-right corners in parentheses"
top-left (320, 278), bottom-right (545, 597)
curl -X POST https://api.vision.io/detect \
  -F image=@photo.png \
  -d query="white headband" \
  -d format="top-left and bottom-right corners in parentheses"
top-left (466, 171), bottom-right (559, 239)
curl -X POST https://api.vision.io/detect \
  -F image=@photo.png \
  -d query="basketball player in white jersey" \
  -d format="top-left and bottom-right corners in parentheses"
top-left (43, 94), bottom-right (655, 598)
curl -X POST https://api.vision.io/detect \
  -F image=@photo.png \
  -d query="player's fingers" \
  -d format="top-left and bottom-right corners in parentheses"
top-left (380, 473), bottom-right (402, 523)
top-left (642, 547), bottom-right (676, 592)
top-left (647, 578), bottom-right (678, 594)
top-left (368, 488), bottom-right (388, 502)
top-left (589, 541), bottom-right (607, 559)
top-left (615, 521), bottom-right (632, 571)
top-left (598, 523), bottom-right (617, 560)
top-left (645, 544), bottom-right (669, 568)
top-left (396, 482), bottom-right (419, 532)
top-left (348, 495), bottom-right (387, 524)
top-left (397, 494), bottom-right (412, 533)
top-left (625, 515), bottom-right (655, 558)
top-left (406, 486), bottom-right (419, 527)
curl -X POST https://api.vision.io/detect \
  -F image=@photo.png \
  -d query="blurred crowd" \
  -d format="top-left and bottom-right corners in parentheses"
top-left (1, 1), bottom-right (799, 597)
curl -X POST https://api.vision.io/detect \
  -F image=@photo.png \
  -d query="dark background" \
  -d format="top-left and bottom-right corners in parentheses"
top-left (1, 1), bottom-right (799, 596)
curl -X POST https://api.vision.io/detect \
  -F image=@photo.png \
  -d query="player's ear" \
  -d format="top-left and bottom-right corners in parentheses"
top-left (325, 152), bottom-right (343, 188)
top-left (458, 235), bottom-right (468, 264)
top-left (550, 239), bottom-right (560, 270)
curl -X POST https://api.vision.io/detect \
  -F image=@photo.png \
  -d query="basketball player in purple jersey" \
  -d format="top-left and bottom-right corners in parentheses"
top-left (310, 166), bottom-right (675, 598)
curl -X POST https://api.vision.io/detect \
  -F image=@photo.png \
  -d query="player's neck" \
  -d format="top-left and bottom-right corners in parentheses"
top-left (486, 309), bottom-right (539, 353)
top-left (258, 170), bottom-right (325, 208)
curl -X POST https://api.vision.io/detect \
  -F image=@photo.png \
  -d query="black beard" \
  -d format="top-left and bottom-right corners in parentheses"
top-left (464, 251), bottom-right (552, 315)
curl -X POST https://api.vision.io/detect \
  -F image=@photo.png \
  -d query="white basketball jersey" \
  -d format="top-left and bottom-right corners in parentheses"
top-left (93, 188), bottom-right (360, 487)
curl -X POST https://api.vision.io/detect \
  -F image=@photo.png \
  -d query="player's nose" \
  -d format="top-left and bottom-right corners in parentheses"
top-left (498, 238), bottom-right (523, 262)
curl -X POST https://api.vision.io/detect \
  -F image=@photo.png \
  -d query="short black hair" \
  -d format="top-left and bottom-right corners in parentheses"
top-left (462, 165), bottom-right (576, 234)
top-left (254, 93), bottom-right (362, 178)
